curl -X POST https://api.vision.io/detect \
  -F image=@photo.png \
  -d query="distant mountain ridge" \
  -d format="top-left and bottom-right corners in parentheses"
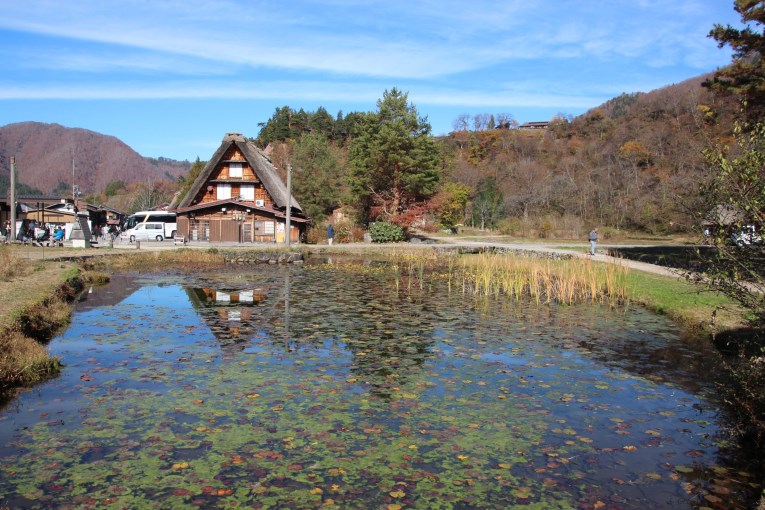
top-left (0, 122), bottom-right (190, 196)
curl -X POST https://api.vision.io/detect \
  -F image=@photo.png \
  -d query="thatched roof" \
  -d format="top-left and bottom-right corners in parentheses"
top-left (176, 133), bottom-right (303, 213)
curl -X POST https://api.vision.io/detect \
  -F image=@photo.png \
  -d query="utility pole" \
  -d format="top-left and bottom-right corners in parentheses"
top-left (10, 156), bottom-right (16, 241)
top-left (285, 163), bottom-right (291, 247)
top-left (71, 152), bottom-right (78, 209)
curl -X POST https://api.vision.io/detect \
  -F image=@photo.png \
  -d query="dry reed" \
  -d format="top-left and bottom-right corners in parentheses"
top-left (0, 246), bottom-right (28, 281)
top-left (457, 253), bottom-right (628, 305)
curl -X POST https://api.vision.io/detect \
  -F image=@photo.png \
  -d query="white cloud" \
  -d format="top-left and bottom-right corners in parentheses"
top-left (0, 0), bottom-right (736, 80)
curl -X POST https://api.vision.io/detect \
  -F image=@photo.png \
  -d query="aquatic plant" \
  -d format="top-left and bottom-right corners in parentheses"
top-left (457, 253), bottom-right (628, 305)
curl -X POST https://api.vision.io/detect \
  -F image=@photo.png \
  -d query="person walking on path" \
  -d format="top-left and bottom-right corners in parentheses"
top-left (588, 228), bottom-right (598, 255)
top-left (327, 224), bottom-right (335, 245)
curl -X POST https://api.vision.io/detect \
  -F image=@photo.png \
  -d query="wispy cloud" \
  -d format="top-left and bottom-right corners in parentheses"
top-left (0, 0), bottom-right (743, 156)
top-left (0, 0), bottom-right (735, 81)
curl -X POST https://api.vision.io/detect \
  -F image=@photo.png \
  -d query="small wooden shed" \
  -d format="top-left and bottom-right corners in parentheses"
top-left (174, 133), bottom-right (308, 243)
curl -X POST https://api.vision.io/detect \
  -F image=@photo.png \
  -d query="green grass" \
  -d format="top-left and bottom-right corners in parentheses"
top-left (625, 270), bottom-right (747, 333)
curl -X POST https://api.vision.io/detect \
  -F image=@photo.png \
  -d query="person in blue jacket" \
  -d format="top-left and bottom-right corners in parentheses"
top-left (327, 224), bottom-right (335, 245)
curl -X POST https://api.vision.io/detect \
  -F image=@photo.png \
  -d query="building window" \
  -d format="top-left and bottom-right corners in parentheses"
top-left (229, 163), bottom-right (243, 178)
top-left (241, 184), bottom-right (255, 201)
top-left (217, 183), bottom-right (231, 200)
top-left (192, 220), bottom-right (210, 241)
top-left (255, 220), bottom-right (275, 238)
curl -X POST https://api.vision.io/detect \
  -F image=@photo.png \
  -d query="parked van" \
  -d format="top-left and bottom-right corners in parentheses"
top-left (122, 222), bottom-right (167, 242)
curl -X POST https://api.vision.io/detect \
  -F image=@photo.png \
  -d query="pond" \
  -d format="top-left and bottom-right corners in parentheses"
top-left (0, 260), bottom-right (760, 509)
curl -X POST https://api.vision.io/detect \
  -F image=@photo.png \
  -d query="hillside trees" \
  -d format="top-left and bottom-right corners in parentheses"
top-left (348, 88), bottom-right (441, 223)
top-left (175, 158), bottom-right (206, 206)
top-left (471, 177), bottom-right (503, 230)
top-left (255, 106), bottom-right (366, 148)
top-left (428, 182), bottom-right (471, 231)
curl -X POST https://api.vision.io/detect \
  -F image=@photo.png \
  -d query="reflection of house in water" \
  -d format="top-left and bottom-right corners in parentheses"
top-left (185, 287), bottom-right (268, 350)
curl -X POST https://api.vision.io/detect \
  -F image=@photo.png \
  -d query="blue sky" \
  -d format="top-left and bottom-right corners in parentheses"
top-left (0, 1), bottom-right (744, 162)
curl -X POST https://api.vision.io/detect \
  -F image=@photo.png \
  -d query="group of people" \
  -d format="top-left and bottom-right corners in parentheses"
top-left (92, 224), bottom-right (120, 242)
top-left (3, 220), bottom-right (65, 246)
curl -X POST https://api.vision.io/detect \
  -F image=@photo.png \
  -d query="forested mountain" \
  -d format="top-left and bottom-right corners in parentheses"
top-left (443, 73), bottom-right (740, 234)
top-left (0, 122), bottom-right (190, 198)
top-left (256, 74), bottom-right (740, 236)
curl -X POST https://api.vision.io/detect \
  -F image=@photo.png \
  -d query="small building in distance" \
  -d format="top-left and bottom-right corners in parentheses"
top-left (518, 121), bottom-right (549, 130)
top-left (174, 132), bottom-right (308, 243)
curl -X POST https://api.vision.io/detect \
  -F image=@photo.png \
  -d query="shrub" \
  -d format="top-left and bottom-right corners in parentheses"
top-left (369, 222), bottom-right (405, 243)
top-left (308, 220), bottom-right (363, 244)
top-left (538, 219), bottom-right (553, 238)
top-left (496, 218), bottom-right (522, 236)
top-left (305, 226), bottom-right (324, 244)
top-left (335, 221), bottom-right (364, 243)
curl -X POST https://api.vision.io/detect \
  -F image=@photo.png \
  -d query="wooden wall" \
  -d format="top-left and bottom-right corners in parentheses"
top-left (178, 212), bottom-right (301, 243)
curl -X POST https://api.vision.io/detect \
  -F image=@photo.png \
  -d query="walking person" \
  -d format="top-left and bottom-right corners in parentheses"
top-left (588, 228), bottom-right (598, 255)
top-left (327, 224), bottom-right (335, 245)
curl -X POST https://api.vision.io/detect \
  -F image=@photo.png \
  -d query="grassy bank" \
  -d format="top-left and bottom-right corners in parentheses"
top-left (0, 247), bottom-right (93, 398)
top-left (0, 245), bottom-right (117, 398)
top-left (624, 270), bottom-right (747, 334)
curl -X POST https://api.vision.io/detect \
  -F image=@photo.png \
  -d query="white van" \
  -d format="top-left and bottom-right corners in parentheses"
top-left (122, 222), bottom-right (167, 242)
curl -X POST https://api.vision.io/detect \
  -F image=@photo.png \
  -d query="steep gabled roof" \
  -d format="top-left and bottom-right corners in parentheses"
top-left (176, 133), bottom-right (303, 213)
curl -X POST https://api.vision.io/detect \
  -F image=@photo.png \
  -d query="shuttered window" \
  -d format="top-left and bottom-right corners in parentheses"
top-left (241, 184), bottom-right (255, 200)
top-left (217, 183), bottom-right (231, 200)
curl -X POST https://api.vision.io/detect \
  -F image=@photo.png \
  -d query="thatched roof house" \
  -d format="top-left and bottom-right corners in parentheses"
top-left (174, 133), bottom-right (308, 243)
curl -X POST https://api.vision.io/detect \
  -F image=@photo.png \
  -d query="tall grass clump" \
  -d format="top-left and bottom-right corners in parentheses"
top-left (0, 245), bottom-right (28, 281)
top-left (0, 331), bottom-right (62, 395)
top-left (458, 253), bottom-right (628, 305)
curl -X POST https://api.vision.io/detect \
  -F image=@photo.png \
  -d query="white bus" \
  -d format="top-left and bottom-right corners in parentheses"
top-left (124, 210), bottom-right (177, 239)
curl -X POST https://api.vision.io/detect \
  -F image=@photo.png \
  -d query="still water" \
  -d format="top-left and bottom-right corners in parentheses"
top-left (0, 262), bottom-right (759, 509)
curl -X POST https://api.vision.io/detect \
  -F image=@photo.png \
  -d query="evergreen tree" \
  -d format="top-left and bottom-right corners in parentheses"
top-left (707, 0), bottom-right (765, 121)
top-left (347, 88), bottom-right (441, 223)
top-left (291, 132), bottom-right (346, 221)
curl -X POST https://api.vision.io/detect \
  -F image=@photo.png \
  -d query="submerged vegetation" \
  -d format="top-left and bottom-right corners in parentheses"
top-left (0, 262), bottom-right (759, 509)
